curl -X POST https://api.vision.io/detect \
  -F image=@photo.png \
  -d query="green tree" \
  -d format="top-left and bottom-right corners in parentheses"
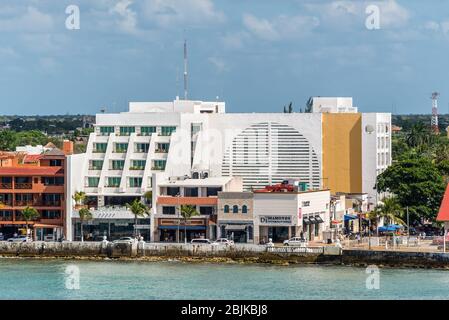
top-left (180, 205), bottom-right (200, 244)
top-left (0, 130), bottom-right (16, 151)
top-left (126, 199), bottom-right (150, 237)
top-left (143, 191), bottom-right (153, 206)
top-left (78, 207), bottom-right (93, 242)
top-left (21, 206), bottom-right (40, 239)
top-left (376, 157), bottom-right (445, 224)
top-left (72, 191), bottom-right (86, 207)
top-left (405, 123), bottom-right (432, 149)
top-left (14, 130), bottom-right (48, 147)
top-left (368, 197), bottom-right (404, 239)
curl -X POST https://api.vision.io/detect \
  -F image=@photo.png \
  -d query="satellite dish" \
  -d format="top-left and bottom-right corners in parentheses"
top-left (365, 125), bottom-right (374, 134)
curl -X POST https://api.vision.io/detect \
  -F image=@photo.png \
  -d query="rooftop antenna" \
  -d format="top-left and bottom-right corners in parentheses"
top-left (431, 92), bottom-right (440, 134)
top-left (183, 38), bottom-right (188, 100)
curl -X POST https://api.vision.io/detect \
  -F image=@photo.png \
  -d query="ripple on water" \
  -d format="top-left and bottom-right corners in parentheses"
top-left (1, 259), bottom-right (449, 300)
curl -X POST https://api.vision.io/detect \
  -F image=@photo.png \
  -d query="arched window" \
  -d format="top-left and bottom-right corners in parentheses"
top-left (233, 205), bottom-right (238, 213)
top-left (242, 205), bottom-right (248, 214)
top-left (224, 205), bottom-right (229, 213)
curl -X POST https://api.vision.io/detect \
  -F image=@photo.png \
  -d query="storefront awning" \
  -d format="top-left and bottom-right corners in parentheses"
top-left (344, 214), bottom-right (357, 221)
top-left (303, 218), bottom-right (311, 225)
top-left (225, 225), bottom-right (247, 231)
top-left (158, 226), bottom-right (206, 231)
top-left (34, 224), bottom-right (63, 229)
top-left (308, 217), bottom-right (317, 224)
top-left (314, 215), bottom-right (324, 224)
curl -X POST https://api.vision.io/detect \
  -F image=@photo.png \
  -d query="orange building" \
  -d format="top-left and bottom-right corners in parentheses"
top-left (0, 143), bottom-right (72, 241)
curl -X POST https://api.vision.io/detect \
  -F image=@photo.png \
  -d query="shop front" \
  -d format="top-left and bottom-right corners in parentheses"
top-left (157, 218), bottom-right (207, 242)
top-left (302, 214), bottom-right (325, 241)
top-left (218, 221), bottom-right (253, 243)
top-left (72, 218), bottom-right (151, 241)
top-left (257, 215), bottom-right (296, 244)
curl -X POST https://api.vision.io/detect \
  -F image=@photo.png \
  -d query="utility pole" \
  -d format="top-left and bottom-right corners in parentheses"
top-left (407, 206), bottom-right (409, 247)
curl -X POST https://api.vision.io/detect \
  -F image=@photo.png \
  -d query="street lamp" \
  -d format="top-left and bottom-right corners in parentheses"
top-left (176, 193), bottom-right (181, 243)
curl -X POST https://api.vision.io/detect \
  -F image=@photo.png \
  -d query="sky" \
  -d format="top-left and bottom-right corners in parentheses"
top-left (0, 0), bottom-right (449, 115)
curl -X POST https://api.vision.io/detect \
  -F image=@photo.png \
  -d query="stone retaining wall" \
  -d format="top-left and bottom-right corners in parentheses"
top-left (2, 242), bottom-right (447, 268)
top-left (342, 249), bottom-right (449, 268)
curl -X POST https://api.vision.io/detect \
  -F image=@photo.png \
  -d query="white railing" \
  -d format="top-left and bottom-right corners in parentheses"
top-left (267, 246), bottom-right (324, 254)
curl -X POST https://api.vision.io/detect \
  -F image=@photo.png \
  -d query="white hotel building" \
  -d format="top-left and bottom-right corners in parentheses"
top-left (66, 97), bottom-right (391, 241)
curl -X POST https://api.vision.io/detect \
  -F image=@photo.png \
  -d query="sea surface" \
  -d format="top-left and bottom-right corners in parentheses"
top-left (1, 258), bottom-right (449, 300)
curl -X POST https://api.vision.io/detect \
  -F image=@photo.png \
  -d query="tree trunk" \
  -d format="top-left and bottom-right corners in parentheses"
top-left (80, 221), bottom-right (84, 242)
top-left (25, 221), bottom-right (29, 241)
top-left (135, 216), bottom-right (138, 238)
top-left (184, 220), bottom-right (187, 244)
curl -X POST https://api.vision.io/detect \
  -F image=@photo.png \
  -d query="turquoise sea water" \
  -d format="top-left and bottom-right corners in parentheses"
top-left (1, 258), bottom-right (449, 300)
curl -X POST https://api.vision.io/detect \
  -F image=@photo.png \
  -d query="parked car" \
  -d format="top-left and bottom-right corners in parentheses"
top-left (191, 238), bottom-right (212, 245)
top-left (283, 237), bottom-right (308, 247)
top-left (113, 237), bottom-right (136, 244)
top-left (7, 235), bottom-right (31, 243)
top-left (213, 238), bottom-right (234, 246)
top-left (0, 233), bottom-right (4, 241)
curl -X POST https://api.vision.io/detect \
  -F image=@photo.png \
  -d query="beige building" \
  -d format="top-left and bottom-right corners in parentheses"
top-left (217, 192), bottom-right (254, 243)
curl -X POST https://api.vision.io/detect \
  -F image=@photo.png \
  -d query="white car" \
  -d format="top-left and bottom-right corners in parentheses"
top-left (8, 235), bottom-right (31, 243)
top-left (113, 237), bottom-right (136, 244)
top-left (213, 238), bottom-right (235, 246)
top-left (191, 238), bottom-right (212, 245)
top-left (283, 237), bottom-right (308, 247)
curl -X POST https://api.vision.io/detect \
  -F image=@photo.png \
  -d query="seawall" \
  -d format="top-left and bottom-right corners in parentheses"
top-left (1, 242), bottom-right (449, 268)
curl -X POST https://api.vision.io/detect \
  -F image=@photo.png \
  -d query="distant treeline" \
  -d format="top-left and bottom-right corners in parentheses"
top-left (0, 115), bottom-right (95, 135)
top-left (393, 114), bottom-right (449, 132)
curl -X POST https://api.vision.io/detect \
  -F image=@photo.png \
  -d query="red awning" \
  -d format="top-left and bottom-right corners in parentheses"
top-left (437, 184), bottom-right (449, 221)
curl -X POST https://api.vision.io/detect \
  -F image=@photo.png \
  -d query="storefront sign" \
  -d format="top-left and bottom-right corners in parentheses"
top-left (259, 215), bottom-right (292, 225)
top-left (159, 219), bottom-right (205, 226)
top-left (114, 222), bottom-right (130, 227)
top-left (134, 224), bottom-right (151, 229)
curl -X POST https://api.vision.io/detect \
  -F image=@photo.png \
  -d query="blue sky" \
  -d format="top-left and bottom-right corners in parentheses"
top-left (0, 0), bottom-right (448, 115)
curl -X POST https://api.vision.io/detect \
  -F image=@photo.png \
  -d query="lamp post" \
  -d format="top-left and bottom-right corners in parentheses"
top-left (406, 206), bottom-right (410, 247)
top-left (176, 193), bottom-right (181, 243)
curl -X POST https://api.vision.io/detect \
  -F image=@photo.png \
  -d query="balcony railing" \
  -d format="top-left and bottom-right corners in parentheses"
top-left (15, 201), bottom-right (35, 206)
top-left (0, 216), bottom-right (12, 221)
top-left (155, 149), bottom-right (168, 153)
top-left (152, 167), bottom-right (165, 171)
top-left (0, 183), bottom-right (12, 189)
top-left (15, 183), bottom-right (32, 189)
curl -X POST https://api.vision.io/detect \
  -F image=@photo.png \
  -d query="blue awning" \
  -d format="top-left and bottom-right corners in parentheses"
top-left (378, 224), bottom-right (403, 232)
top-left (344, 214), bottom-right (357, 221)
top-left (158, 225), bottom-right (206, 231)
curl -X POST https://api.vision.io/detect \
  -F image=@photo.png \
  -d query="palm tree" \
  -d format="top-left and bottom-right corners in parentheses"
top-left (72, 191), bottom-right (86, 208)
top-left (368, 197), bottom-right (404, 241)
top-left (405, 123), bottom-right (431, 149)
top-left (21, 206), bottom-right (39, 240)
top-left (78, 207), bottom-right (92, 242)
top-left (180, 205), bottom-right (200, 244)
top-left (126, 199), bottom-right (150, 238)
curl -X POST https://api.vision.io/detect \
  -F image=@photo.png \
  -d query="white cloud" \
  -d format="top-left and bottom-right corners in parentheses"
top-left (305, 0), bottom-right (410, 30)
top-left (425, 21), bottom-right (440, 32)
top-left (110, 0), bottom-right (138, 34)
top-left (0, 6), bottom-right (54, 33)
top-left (242, 13), bottom-right (319, 41)
top-left (208, 56), bottom-right (228, 73)
top-left (221, 31), bottom-right (250, 49)
top-left (243, 14), bottom-right (278, 41)
top-left (378, 0), bottom-right (410, 28)
top-left (142, 0), bottom-right (225, 28)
